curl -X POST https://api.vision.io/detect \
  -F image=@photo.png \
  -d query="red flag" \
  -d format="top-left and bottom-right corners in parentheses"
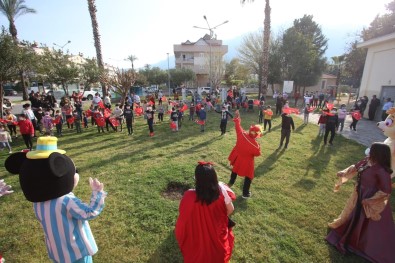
top-left (135, 107), bottom-right (143, 116)
top-left (308, 107), bottom-right (315, 112)
top-left (170, 101), bottom-right (178, 107)
top-left (148, 101), bottom-right (154, 106)
top-left (52, 116), bottom-right (61, 124)
top-left (195, 120), bottom-right (205, 125)
top-left (95, 117), bottom-right (105, 127)
top-left (283, 107), bottom-right (300, 114)
top-left (352, 111), bottom-right (362, 120)
top-left (263, 110), bottom-right (273, 116)
top-left (104, 108), bottom-right (112, 118)
top-left (180, 104), bottom-right (188, 112)
top-left (253, 99), bottom-right (260, 105)
top-left (170, 121), bottom-right (177, 129)
top-left (109, 117), bottom-right (119, 127)
top-left (67, 117), bottom-right (75, 124)
top-left (326, 103), bottom-right (334, 110)
top-left (166, 110), bottom-right (172, 115)
top-left (85, 110), bottom-right (92, 117)
top-left (162, 96), bottom-right (167, 102)
top-left (0, 118), bottom-right (7, 124)
top-left (98, 101), bottom-right (105, 109)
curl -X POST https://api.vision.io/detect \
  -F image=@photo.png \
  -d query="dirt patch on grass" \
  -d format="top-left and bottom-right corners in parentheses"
top-left (162, 181), bottom-right (192, 200)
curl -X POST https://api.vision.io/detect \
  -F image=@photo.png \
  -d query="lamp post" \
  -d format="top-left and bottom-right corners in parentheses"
top-left (53, 40), bottom-right (71, 52)
top-left (167, 53), bottom-right (170, 96)
top-left (193, 16), bottom-right (228, 87)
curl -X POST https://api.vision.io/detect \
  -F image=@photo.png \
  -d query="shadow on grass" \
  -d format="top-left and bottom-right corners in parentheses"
top-left (147, 230), bottom-right (183, 263)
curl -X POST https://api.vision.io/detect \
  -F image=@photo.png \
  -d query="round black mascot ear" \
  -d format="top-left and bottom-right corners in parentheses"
top-left (19, 153), bottom-right (76, 202)
top-left (4, 152), bottom-right (27, 174)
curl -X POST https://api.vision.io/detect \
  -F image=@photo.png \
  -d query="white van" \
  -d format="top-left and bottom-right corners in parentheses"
top-left (198, 87), bottom-right (212, 96)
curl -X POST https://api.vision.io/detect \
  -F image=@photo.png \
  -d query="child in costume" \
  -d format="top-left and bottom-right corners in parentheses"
top-left (176, 161), bottom-right (235, 263)
top-left (228, 110), bottom-right (262, 198)
top-left (5, 137), bottom-right (107, 263)
top-left (42, 111), bottom-right (54, 136)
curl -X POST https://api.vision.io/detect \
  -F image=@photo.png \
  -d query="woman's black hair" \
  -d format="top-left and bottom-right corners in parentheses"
top-left (195, 164), bottom-right (220, 205)
top-left (369, 142), bottom-right (393, 174)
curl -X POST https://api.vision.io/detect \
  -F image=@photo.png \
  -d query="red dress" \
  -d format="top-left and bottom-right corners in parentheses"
top-left (326, 163), bottom-right (395, 262)
top-left (228, 117), bottom-right (261, 179)
top-left (175, 190), bottom-right (234, 263)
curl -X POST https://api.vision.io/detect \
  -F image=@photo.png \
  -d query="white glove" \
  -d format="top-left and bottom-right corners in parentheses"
top-left (89, 177), bottom-right (104, 192)
top-left (0, 180), bottom-right (14, 197)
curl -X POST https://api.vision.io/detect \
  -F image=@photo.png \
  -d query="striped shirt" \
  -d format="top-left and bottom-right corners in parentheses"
top-left (33, 191), bottom-right (106, 263)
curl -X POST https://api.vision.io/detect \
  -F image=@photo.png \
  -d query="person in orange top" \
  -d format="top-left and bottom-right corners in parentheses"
top-left (228, 110), bottom-right (262, 198)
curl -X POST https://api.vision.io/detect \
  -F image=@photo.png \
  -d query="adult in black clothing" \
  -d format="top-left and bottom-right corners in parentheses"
top-left (324, 109), bottom-right (339, 146)
top-left (368, 95), bottom-right (380, 120)
top-left (359, 96), bottom-right (369, 117)
top-left (275, 95), bottom-right (284, 115)
top-left (277, 110), bottom-right (295, 149)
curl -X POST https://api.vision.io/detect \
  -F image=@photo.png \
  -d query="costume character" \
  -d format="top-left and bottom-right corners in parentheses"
top-left (326, 143), bottom-right (395, 263)
top-left (377, 107), bottom-right (395, 184)
top-left (228, 110), bottom-right (262, 198)
top-left (4, 137), bottom-right (106, 263)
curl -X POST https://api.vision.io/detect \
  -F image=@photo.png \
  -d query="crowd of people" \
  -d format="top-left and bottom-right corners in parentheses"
top-left (1, 88), bottom-right (395, 263)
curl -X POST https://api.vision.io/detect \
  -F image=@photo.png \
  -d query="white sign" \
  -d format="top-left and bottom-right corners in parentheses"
top-left (283, 81), bottom-right (294, 93)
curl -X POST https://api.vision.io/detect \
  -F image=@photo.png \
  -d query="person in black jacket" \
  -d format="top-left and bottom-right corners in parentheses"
top-left (215, 106), bottom-right (233, 135)
top-left (277, 110), bottom-right (295, 150)
top-left (324, 109), bottom-right (339, 146)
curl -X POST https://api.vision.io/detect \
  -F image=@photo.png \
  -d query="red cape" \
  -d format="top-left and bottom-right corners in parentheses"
top-left (228, 117), bottom-right (261, 179)
top-left (175, 190), bottom-right (234, 263)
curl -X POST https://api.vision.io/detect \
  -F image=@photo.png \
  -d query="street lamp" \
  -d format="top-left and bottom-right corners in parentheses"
top-left (193, 16), bottom-right (228, 87)
top-left (167, 53), bottom-right (171, 96)
top-left (53, 40), bottom-right (71, 52)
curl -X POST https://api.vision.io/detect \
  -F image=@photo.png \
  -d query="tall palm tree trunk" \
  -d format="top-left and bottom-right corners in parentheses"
top-left (261, 0), bottom-right (271, 97)
top-left (87, 0), bottom-right (106, 95)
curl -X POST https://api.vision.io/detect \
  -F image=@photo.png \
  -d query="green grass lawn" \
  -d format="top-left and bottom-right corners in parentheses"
top-left (0, 100), bottom-right (393, 263)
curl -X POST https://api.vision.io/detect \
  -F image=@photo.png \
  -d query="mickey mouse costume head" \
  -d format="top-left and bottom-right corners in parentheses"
top-left (4, 136), bottom-right (106, 263)
top-left (5, 136), bottom-right (75, 202)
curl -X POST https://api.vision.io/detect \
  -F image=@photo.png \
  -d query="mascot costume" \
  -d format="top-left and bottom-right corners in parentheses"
top-left (377, 107), bottom-right (395, 184)
top-left (4, 136), bottom-right (106, 263)
top-left (228, 110), bottom-right (262, 198)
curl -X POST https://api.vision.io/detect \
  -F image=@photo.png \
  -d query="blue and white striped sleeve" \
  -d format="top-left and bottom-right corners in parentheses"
top-left (67, 191), bottom-right (107, 220)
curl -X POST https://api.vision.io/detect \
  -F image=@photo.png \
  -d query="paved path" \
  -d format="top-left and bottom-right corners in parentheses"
top-left (296, 111), bottom-right (387, 147)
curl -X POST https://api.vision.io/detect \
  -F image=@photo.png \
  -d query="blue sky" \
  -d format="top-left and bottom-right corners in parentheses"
top-left (0, 0), bottom-right (390, 69)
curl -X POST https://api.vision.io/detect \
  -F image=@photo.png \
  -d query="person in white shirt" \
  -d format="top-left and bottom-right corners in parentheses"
top-left (92, 93), bottom-right (102, 107)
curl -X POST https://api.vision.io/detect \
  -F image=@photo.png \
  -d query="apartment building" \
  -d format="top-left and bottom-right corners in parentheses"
top-left (174, 34), bottom-right (228, 87)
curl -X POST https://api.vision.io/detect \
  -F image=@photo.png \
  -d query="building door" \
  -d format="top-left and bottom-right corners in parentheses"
top-left (378, 86), bottom-right (395, 120)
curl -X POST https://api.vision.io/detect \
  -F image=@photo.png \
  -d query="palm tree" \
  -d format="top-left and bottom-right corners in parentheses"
top-left (0, 0), bottom-right (36, 42)
top-left (87, 0), bottom-right (106, 95)
top-left (241, 0), bottom-right (271, 97)
top-left (126, 54), bottom-right (138, 71)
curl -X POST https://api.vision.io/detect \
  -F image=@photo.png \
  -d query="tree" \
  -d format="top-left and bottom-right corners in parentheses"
top-left (0, 0), bottom-right (36, 42)
top-left (126, 54), bottom-right (138, 71)
top-left (81, 57), bottom-right (105, 90)
top-left (241, 0), bottom-right (271, 97)
top-left (209, 51), bottom-right (226, 89)
top-left (224, 58), bottom-right (251, 86)
top-left (281, 15), bottom-right (327, 94)
top-left (362, 0), bottom-right (395, 41)
top-left (38, 48), bottom-right (80, 95)
top-left (87, 0), bottom-right (106, 95)
top-left (169, 68), bottom-right (196, 87)
top-left (343, 40), bottom-right (367, 90)
top-left (0, 29), bottom-right (19, 117)
top-left (110, 68), bottom-right (137, 108)
top-left (16, 41), bottom-right (38, 100)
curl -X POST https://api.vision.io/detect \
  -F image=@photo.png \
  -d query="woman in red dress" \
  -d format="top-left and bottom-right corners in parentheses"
top-left (175, 162), bottom-right (235, 263)
top-left (326, 142), bottom-right (395, 262)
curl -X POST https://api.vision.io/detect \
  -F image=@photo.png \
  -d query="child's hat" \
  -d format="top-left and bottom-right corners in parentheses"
top-left (26, 136), bottom-right (66, 159)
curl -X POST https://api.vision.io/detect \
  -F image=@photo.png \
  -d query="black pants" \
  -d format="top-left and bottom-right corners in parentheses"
top-left (22, 134), bottom-right (33, 150)
top-left (324, 126), bottom-right (336, 144)
top-left (368, 107), bottom-right (377, 120)
top-left (158, 113), bottom-right (164, 122)
top-left (382, 110), bottom-right (388, 121)
top-left (350, 117), bottom-right (358, 131)
top-left (126, 118), bottom-right (133, 134)
top-left (56, 124), bottom-right (62, 136)
top-left (276, 105), bottom-right (282, 115)
top-left (147, 119), bottom-right (154, 133)
top-left (264, 119), bottom-right (271, 131)
top-left (105, 118), bottom-right (116, 131)
top-left (7, 125), bottom-right (17, 137)
top-left (258, 114), bottom-right (263, 124)
top-left (280, 129), bottom-right (291, 147)
top-left (229, 171), bottom-right (252, 196)
top-left (220, 120), bottom-right (227, 134)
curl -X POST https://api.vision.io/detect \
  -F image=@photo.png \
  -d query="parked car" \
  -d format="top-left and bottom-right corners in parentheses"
top-left (175, 87), bottom-right (194, 96)
top-left (82, 88), bottom-right (103, 100)
top-left (198, 87), bottom-right (212, 96)
top-left (3, 87), bottom-right (17, 96)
